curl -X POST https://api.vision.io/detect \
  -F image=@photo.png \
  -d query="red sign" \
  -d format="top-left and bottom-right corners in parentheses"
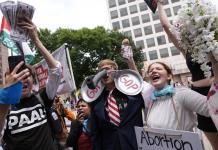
top-left (119, 74), bottom-right (139, 90)
top-left (35, 65), bottom-right (48, 89)
top-left (86, 84), bottom-right (101, 99)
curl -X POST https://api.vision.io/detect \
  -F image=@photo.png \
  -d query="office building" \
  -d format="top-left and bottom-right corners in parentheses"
top-left (107, 0), bottom-right (190, 84)
top-left (0, 44), bottom-right (8, 84)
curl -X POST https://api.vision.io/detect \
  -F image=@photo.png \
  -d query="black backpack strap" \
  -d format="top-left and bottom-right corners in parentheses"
top-left (37, 89), bottom-right (54, 109)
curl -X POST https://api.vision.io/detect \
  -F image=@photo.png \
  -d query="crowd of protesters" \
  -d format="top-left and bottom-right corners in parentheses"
top-left (1, 1), bottom-right (218, 150)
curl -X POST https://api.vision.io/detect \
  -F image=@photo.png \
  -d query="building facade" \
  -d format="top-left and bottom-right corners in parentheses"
top-left (0, 44), bottom-right (9, 85)
top-left (107, 0), bottom-right (191, 85)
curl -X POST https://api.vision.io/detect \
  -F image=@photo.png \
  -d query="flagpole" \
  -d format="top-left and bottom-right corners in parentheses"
top-left (64, 43), bottom-right (78, 101)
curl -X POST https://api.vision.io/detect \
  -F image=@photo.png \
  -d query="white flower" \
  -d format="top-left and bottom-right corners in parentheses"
top-left (174, 0), bottom-right (218, 77)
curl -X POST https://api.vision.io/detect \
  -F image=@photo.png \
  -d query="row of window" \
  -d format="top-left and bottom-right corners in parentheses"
top-left (110, 2), bottom-right (148, 19)
top-left (133, 35), bottom-right (168, 48)
top-left (142, 46), bottom-right (180, 61)
top-left (110, 1), bottom-right (180, 20)
top-left (123, 23), bottom-right (163, 38)
top-left (109, 0), bottom-right (180, 8)
top-left (111, 6), bottom-right (181, 30)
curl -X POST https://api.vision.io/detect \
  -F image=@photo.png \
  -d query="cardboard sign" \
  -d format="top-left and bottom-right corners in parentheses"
top-left (144, 0), bottom-right (157, 13)
top-left (134, 126), bottom-right (203, 150)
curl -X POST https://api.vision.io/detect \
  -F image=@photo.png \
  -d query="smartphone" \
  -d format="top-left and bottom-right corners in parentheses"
top-left (8, 55), bottom-right (26, 73)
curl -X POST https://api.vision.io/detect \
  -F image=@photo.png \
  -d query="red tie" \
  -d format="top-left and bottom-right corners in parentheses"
top-left (107, 90), bottom-right (120, 126)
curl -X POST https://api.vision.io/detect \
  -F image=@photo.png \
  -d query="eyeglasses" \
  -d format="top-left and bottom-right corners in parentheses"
top-left (99, 65), bottom-right (114, 72)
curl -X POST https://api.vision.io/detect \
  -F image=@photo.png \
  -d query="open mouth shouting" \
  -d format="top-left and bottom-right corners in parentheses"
top-left (151, 74), bottom-right (160, 83)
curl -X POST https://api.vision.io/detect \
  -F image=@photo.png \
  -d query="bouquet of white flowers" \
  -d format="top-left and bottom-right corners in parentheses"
top-left (173, 0), bottom-right (218, 77)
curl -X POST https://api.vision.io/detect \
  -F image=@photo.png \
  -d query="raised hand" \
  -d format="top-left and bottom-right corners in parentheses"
top-left (17, 17), bottom-right (39, 42)
top-left (5, 61), bottom-right (30, 87)
top-left (120, 38), bottom-right (138, 72)
top-left (121, 39), bottom-right (133, 60)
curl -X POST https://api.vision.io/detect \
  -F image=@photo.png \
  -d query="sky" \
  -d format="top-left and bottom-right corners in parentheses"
top-left (0, 0), bottom-right (218, 32)
top-left (0, 0), bottom-right (111, 31)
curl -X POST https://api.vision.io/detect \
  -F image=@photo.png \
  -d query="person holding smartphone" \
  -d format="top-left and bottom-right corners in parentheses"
top-left (0, 61), bottom-right (30, 149)
top-left (66, 98), bottom-right (92, 150)
top-left (2, 18), bottom-right (62, 150)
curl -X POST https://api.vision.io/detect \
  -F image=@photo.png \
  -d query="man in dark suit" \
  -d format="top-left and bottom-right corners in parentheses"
top-left (90, 40), bottom-right (144, 150)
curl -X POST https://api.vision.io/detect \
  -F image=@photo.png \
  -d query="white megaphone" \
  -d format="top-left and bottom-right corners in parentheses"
top-left (80, 70), bottom-right (107, 102)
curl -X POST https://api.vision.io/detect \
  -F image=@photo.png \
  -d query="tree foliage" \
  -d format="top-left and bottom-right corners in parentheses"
top-left (33, 26), bottom-right (144, 88)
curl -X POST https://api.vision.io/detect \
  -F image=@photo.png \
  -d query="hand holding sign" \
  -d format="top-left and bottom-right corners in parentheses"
top-left (0, 1), bottom-right (35, 41)
top-left (121, 39), bottom-right (133, 61)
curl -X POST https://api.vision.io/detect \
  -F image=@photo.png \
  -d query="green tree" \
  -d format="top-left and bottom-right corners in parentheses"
top-left (33, 26), bottom-right (144, 88)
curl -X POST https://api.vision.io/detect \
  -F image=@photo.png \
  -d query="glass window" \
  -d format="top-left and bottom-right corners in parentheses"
top-left (173, 6), bottom-right (181, 15)
top-left (112, 21), bottom-right (120, 30)
top-left (139, 2), bottom-right (147, 12)
top-left (157, 35), bottom-right (166, 45)
top-left (134, 28), bottom-right (142, 38)
top-left (109, 0), bottom-right (116, 8)
top-left (131, 16), bottom-right (140, 26)
top-left (159, 48), bottom-right (169, 58)
top-left (128, 0), bottom-right (135, 2)
top-left (146, 38), bottom-right (155, 48)
top-left (171, 0), bottom-right (180, 3)
top-left (141, 14), bottom-right (150, 23)
top-left (118, 0), bottom-right (126, 5)
top-left (136, 40), bottom-right (145, 49)
top-left (124, 30), bottom-right (132, 37)
top-left (122, 19), bottom-right (130, 28)
top-left (154, 23), bottom-right (163, 33)
top-left (110, 10), bottom-right (118, 19)
top-left (144, 26), bottom-right (153, 35)
top-left (152, 11), bottom-right (159, 20)
top-left (170, 46), bottom-right (180, 56)
top-left (142, 52), bottom-right (147, 61)
top-left (120, 8), bottom-right (128, 17)
top-left (129, 5), bottom-right (138, 14)
top-left (163, 0), bottom-right (169, 5)
top-left (149, 50), bottom-right (158, 60)
top-left (165, 8), bottom-right (172, 17)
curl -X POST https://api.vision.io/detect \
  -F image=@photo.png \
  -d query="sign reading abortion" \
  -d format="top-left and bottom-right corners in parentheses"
top-left (134, 127), bottom-right (203, 150)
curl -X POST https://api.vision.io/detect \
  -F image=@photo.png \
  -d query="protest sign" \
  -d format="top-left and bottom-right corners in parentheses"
top-left (144, 0), bottom-right (157, 13)
top-left (33, 44), bottom-right (76, 94)
top-left (207, 84), bottom-right (218, 130)
top-left (134, 126), bottom-right (203, 150)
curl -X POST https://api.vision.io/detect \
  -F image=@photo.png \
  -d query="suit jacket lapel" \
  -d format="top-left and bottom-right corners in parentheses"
top-left (120, 95), bottom-right (142, 126)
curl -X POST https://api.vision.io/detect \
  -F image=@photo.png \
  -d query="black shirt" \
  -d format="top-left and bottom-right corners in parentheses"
top-left (3, 95), bottom-right (57, 150)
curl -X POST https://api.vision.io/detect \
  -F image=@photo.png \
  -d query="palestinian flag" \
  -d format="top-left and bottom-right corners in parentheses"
top-left (0, 17), bottom-right (19, 55)
top-left (0, 17), bottom-right (35, 64)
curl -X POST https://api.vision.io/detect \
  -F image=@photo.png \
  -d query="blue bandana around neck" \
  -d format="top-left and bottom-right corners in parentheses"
top-left (150, 85), bottom-right (175, 101)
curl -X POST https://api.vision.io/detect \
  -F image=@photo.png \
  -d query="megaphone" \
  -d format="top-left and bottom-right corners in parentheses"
top-left (80, 69), bottom-right (107, 102)
top-left (86, 69), bottom-right (107, 89)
